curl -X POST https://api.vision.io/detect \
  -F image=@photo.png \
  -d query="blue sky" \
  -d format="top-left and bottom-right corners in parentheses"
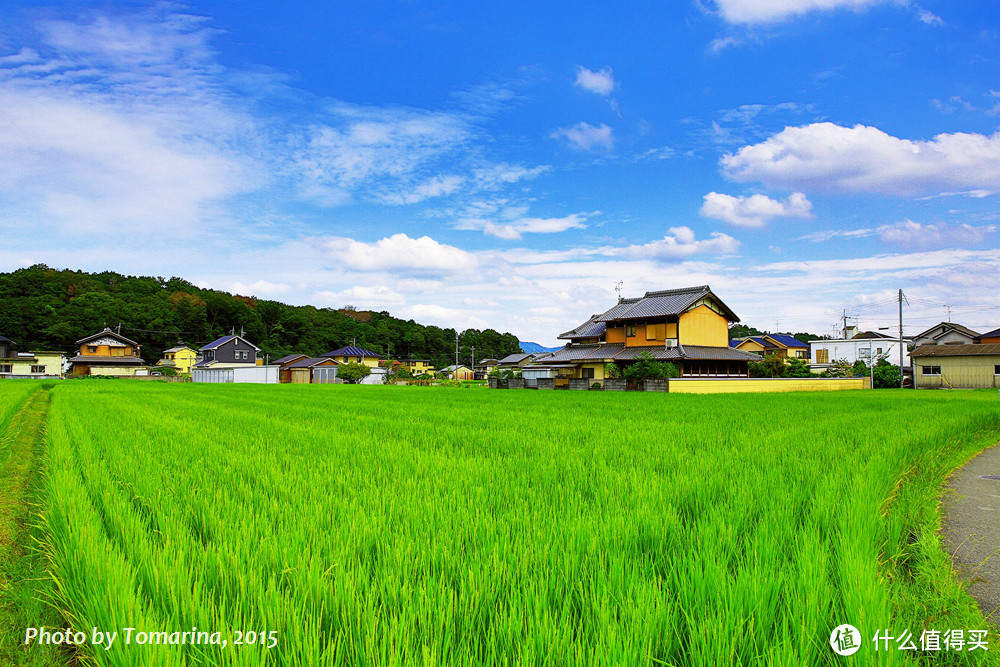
top-left (1, 0), bottom-right (998, 345)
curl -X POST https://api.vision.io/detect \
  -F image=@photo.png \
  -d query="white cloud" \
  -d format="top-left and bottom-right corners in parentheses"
top-left (721, 123), bottom-right (1000, 196)
top-left (609, 227), bottom-right (741, 259)
top-left (472, 163), bottom-right (550, 190)
top-left (322, 233), bottom-right (478, 273)
top-left (456, 213), bottom-right (588, 240)
top-left (917, 8), bottom-right (944, 25)
top-left (378, 175), bottom-right (465, 205)
top-left (799, 220), bottom-right (997, 246)
top-left (551, 122), bottom-right (614, 151)
top-left (700, 192), bottom-right (812, 228)
top-left (711, 0), bottom-right (898, 25)
top-left (574, 66), bottom-right (615, 96)
top-left (315, 285), bottom-right (405, 307)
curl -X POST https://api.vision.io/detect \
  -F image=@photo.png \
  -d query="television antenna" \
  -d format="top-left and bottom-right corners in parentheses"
top-left (614, 281), bottom-right (623, 303)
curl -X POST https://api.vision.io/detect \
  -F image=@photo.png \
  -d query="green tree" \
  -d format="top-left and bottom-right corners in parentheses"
top-left (873, 359), bottom-right (901, 389)
top-left (338, 362), bottom-right (371, 384)
top-left (623, 352), bottom-right (679, 381)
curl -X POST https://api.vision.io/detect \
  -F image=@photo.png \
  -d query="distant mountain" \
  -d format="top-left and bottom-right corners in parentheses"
top-left (519, 341), bottom-right (562, 354)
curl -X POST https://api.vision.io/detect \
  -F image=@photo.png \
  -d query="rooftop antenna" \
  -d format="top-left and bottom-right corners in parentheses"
top-left (944, 304), bottom-right (953, 322)
top-left (614, 281), bottom-right (624, 303)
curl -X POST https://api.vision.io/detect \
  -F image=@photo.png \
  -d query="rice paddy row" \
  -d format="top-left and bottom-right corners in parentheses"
top-left (15, 382), bottom-right (1000, 664)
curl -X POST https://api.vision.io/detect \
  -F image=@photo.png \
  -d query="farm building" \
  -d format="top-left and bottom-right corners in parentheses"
top-left (278, 357), bottom-right (339, 384)
top-left (809, 331), bottom-right (911, 372)
top-left (193, 334), bottom-right (261, 370)
top-left (273, 354), bottom-right (310, 366)
top-left (69, 328), bottom-right (146, 376)
top-left (537, 285), bottom-right (759, 381)
top-left (0, 336), bottom-right (65, 378)
top-left (321, 345), bottom-right (383, 368)
top-left (910, 344), bottom-right (1000, 389)
top-left (156, 345), bottom-right (197, 374)
top-left (441, 364), bottom-right (475, 381)
top-left (911, 322), bottom-right (981, 347)
top-left (192, 365), bottom-right (279, 384)
top-left (730, 334), bottom-right (809, 360)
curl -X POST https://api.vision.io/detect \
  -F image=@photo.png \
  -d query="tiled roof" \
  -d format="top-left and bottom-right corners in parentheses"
top-left (498, 353), bottom-right (534, 365)
top-left (911, 344), bottom-right (1000, 358)
top-left (537, 343), bottom-right (759, 364)
top-left (851, 331), bottom-right (894, 340)
top-left (915, 322), bottom-right (981, 340)
top-left (596, 285), bottom-right (739, 323)
top-left (979, 327), bottom-right (1000, 339)
top-left (274, 354), bottom-right (310, 366)
top-left (200, 335), bottom-right (262, 351)
top-left (76, 327), bottom-right (140, 347)
top-left (558, 315), bottom-right (607, 340)
top-left (285, 357), bottom-right (336, 369)
top-left (70, 355), bottom-right (145, 364)
top-left (321, 346), bottom-right (382, 358)
top-left (162, 346), bottom-right (195, 354)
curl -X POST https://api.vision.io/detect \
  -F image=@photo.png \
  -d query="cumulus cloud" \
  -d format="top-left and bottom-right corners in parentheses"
top-left (322, 233), bottom-right (478, 273)
top-left (551, 122), bottom-right (614, 151)
top-left (700, 192), bottom-right (812, 228)
top-left (574, 66), bottom-right (615, 96)
top-left (721, 123), bottom-right (1000, 196)
top-left (710, 0), bottom-right (897, 25)
top-left (609, 227), bottom-right (740, 260)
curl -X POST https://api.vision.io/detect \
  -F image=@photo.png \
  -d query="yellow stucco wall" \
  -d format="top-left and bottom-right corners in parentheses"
top-left (678, 305), bottom-right (729, 347)
top-left (337, 354), bottom-right (381, 368)
top-left (914, 355), bottom-right (1000, 389)
top-left (575, 363), bottom-right (607, 380)
top-left (87, 365), bottom-right (142, 376)
top-left (736, 340), bottom-right (765, 353)
top-left (669, 377), bottom-right (867, 393)
top-left (4, 352), bottom-right (63, 376)
top-left (606, 326), bottom-right (625, 344)
top-left (159, 348), bottom-right (197, 373)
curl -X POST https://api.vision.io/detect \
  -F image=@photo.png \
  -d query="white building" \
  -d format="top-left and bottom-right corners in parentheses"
top-left (810, 331), bottom-right (912, 371)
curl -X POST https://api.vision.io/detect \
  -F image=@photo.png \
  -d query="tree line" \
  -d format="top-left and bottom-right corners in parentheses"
top-left (0, 265), bottom-right (522, 369)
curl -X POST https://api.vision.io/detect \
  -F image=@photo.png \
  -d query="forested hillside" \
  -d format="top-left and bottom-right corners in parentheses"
top-left (0, 265), bottom-right (521, 368)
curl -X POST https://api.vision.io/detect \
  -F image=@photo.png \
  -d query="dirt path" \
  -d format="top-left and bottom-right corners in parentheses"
top-left (940, 442), bottom-right (1000, 626)
top-left (0, 386), bottom-right (63, 666)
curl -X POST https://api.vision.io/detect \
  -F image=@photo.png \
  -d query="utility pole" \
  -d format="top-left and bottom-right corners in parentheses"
top-left (455, 331), bottom-right (459, 370)
top-left (899, 289), bottom-right (906, 388)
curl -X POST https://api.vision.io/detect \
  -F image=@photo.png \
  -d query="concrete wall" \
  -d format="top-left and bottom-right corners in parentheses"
top-left (667, 377), bottom-right (867, 394)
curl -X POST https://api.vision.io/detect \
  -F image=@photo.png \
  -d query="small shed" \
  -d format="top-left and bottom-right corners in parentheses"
top-left (282, 357), bottom-right (338, 384)
top-left (911, 344), bottom-right (1000, 389)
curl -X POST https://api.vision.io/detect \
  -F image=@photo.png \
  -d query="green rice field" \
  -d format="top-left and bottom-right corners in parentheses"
top-left (4, 382), bottom-right (1000, 665)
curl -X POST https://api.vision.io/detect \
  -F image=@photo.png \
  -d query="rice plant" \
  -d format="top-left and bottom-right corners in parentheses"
top-left (35, 383), bottom-right (1000, 665)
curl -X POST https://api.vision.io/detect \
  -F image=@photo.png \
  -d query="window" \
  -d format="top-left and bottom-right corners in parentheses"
top-left (31, 365), bottom-right (45, 373)
top-left (88, 345), bottom-right (98, 353)
top-left (235, 350), bottom-right (248, 360)
top-left (995, 365), bottom-right (1000, 375)
top-left (816, 349), bottom-right (829, 364)
top-left (356, 357), bottom-right (362, 363)
top-left (625, 325), bottom-right (636, 338)
top-left (922, 366), bottom-right (941, 375)
top-left (0, 365), bottom-right (11, 373)
top-left (876, 348), bottom-right (883, 355)
top-left (581, 367), bottom-right (595, 379)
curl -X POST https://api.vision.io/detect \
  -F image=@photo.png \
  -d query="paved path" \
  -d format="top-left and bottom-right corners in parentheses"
top-left (940, 442), bottom-right (1000, 626)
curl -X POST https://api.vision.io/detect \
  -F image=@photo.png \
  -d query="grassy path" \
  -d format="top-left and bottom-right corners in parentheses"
top-left (0, 386), bottom-right (64, 666)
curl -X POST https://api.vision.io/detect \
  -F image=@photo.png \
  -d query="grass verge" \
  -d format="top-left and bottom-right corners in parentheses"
top-left (0, 385), bottom-right (67, 666)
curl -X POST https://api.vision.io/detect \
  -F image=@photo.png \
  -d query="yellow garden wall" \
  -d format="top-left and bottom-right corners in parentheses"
top-left (668, 377), bottom-right (868, 394)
